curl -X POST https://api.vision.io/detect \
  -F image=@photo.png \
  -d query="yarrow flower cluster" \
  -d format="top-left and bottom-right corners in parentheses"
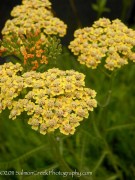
top-left (0, 62), bottom-right (97, 135)
top-left (69, 18), bottom-right (135, 70)
top-left (2, 0), bottom-right (67, 37)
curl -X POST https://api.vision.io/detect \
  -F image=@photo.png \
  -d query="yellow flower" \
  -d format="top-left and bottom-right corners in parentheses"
top-left (85, 99), bottom-right (97, 111)
top-left (40, 123), bottom-right (47, 135)
top-left (68, 113), bottom-right (81, 124)
top-left (46, 116), bottom-right (59, 132)
top-left (28, 115), bottom-right (42, 131)
top-left (75, 107), bottom-right (89, 119)
top-left (69, 18), bottom-right (135, 70)
top-left (60, 122), bottom-right (76, 135)
top-left (0, 63), bottom-right (97, 136)
top-left (2, 0), bottom-right (67, 37)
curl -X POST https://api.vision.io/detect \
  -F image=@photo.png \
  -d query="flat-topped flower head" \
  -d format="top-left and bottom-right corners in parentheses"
top-left (0, 63), bottom-right (97, 135)
top-left (22, 0), bottom-right (52, 9)
top-left (2, 0), bottom-right (67, 37)
top-left (69, 18), bottom-right (135, 71)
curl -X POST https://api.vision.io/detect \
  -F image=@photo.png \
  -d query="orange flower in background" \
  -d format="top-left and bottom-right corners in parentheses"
top-left (0, 29), bottom-right (62, 71)
top-left (32, 60), bottom-right (39, 70)
top-left (0, 47), bottom-right (7, 56)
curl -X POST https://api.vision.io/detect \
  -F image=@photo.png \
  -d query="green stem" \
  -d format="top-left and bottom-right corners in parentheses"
top-left (98, 71), bottom-right (115, 108)
top-left (92, 115), bottom-right (123, 180)
top-left (121, 0), bottom-right (132, 21)
top-left (92, 150), bottom-right (108, 173)
top-left (98, 67), bottom-right (111, 78)
top-left (79, 135), bottom-right (86, 171)
top-left (69, 0), bottom-right (82, 28)
top-left (106, 123), bottom-right (135, 132)
top-left (92, 70), bottom-right (123, 178)
top-left (97, 90), bottom-right (112, 108)
top-left (48, 133), bottom-right (72, 172)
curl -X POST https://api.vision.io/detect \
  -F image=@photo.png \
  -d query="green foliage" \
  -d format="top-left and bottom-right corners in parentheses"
top-left (121, 0), bottom-right (133, 21)
top-left (91, 0), bottom-right (110, 18)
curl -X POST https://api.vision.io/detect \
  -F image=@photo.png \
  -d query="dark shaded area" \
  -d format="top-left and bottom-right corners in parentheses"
top-left (51, 0), bottom-right (135, 45)
top-left (0, 57), bottom-right (6, 65)
top-left (127, 0), bottom-right (135, 25)
top-left (0, 0), bottom-right (22, 38)
top-left (0, 0), bottom-right (135, 45)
